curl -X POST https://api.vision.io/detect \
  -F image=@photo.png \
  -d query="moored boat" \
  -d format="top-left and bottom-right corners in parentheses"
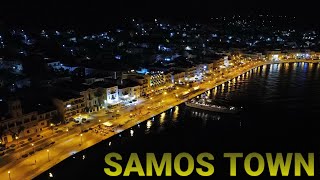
top-left (185, 101), bottom-right (240, 114)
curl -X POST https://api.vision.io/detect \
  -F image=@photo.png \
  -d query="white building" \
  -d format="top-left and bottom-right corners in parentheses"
top-left (118, 80), bottom-right (141, 104)
top-left (91, 82), bottom-right (120, 109)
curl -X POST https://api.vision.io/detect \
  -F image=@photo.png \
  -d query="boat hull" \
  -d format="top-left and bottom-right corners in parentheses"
top-left (185, 102), bottom-right (238, 114)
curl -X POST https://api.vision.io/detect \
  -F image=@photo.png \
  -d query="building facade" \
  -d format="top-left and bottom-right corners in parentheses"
top-left (53, 94), bottom-right (85, 122)
top-left (0, 99), bottom-right (57, 144)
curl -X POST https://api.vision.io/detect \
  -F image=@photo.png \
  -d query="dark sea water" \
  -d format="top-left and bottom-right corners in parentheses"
top-left (35, 62), bottom-right (320, 179)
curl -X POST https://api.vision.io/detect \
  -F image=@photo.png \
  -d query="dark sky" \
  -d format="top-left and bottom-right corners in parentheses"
top-left (1, 0), bottom-right (319, 28)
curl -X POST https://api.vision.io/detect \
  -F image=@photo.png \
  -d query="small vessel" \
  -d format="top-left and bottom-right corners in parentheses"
top-left (185, 100), bottom-right (240, 114)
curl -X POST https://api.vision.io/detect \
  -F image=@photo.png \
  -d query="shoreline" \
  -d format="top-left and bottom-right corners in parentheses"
top-left (3, 60), bottom-right (317, 179)
top-left (30, 61), bottom-right (271, 179)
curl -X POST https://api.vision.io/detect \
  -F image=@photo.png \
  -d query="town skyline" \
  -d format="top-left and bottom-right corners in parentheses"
top-left (1, 4), bottom-right (320, 178)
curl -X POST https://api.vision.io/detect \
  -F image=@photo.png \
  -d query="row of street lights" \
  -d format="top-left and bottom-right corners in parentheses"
top-left (7, 148), bottom-right (50, 180)
top-left (6, 60), bottom-right (258, 180)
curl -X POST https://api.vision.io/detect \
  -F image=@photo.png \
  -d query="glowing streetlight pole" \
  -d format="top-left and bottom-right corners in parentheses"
top-left (31, 143), bottom-right (35, 153)
top-left (80, 134), bottom-right (83, 145)
top-left (8, 171), bottom-right (11, 180)
top-left (32, 143), bottom-right (36, 164)
top-left (15, 136), bottom-right (19, 147)
top-left (47, 149), bottom-right (50, 161)
top-left (50, 123), bottom-right (54, 134)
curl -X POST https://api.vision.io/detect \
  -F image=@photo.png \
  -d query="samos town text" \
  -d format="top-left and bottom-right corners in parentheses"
top-left (104, 152), bottom-right (314, 176)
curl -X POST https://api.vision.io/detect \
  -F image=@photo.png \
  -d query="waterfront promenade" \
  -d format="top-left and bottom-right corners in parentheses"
top-left (1, 59), bottom-right (317, 179)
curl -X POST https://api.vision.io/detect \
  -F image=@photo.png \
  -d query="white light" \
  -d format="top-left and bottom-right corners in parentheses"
top-left (185, 46), bottom-right (192, 50)
top-left (130, 129), bottom-right (134, 137)
top-left (147, 120), bottom-right (152, 129)
top-left (66, 104), bottom-right (71, 108)
top-left (49, 172), bottom-right (53, 178)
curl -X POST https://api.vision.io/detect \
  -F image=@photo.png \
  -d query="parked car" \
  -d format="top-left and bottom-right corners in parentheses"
top-left (22, 154), bottom-right (28, 158)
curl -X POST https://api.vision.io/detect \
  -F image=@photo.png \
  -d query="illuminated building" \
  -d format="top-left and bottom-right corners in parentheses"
top-left (53, 93), bottom-right (85, 122)
top-left (0, 99), bottom-right (57, 144)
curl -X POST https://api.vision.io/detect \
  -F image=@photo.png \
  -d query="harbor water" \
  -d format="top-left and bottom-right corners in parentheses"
top-left (35, 62), bottom-right (320, 178)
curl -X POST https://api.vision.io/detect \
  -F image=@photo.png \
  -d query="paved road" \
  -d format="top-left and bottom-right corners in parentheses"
top-left (0, 59), bottom-right (271, 179)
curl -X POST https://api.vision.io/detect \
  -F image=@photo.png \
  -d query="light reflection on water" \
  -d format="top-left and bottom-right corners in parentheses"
top-left (172, 106), bottom-right (179, 121)
top-left (145, 120), bottom-right (152, 134)
top-left (35, 62), bottom-right (320, 179)
top-left (159, 112), bottom-right (166, 124)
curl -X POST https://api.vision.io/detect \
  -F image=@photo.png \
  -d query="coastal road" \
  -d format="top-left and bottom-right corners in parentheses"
top-left (0, 59), bottom-right (267, 179)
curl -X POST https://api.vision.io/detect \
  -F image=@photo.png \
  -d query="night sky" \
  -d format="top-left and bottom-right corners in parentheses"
top-left (1, 0), bottom-right (319, 28)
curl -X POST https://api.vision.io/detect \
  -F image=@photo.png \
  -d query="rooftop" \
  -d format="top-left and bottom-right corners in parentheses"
top-left (170, 69), bottom-right (186, 74)
top-left (118, 79), bottom-right (140, 89)
top-left (55, 81), bottom-right (91, 92)
top-left (53, 92), bottom-right (83, 101)
top-left (0, 98), bottom-right (56, 121)
top-left (90, 81), bottom-right (117, 89)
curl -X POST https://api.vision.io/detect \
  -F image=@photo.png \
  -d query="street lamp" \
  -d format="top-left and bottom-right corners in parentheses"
top-left (80, 134), bottom-right (83, 145)
top-left (8, 171), bottom-right (11, 180)
top-left (15, 136), bottom-right (20, 148)
top-left (47, 149), bottom-right (50, 161)
top-left (32, 143), bottom-right (37, 164)
top-left (50, 123), bottom-right (54, 134)
top-left (32, 143), bottom-right (35, 153)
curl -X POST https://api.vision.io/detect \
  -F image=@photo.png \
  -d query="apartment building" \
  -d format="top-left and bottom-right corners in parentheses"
top-left (0, 99), bottom-right (57, 144)
top-left (52, 93), bottom-right (85, 122)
